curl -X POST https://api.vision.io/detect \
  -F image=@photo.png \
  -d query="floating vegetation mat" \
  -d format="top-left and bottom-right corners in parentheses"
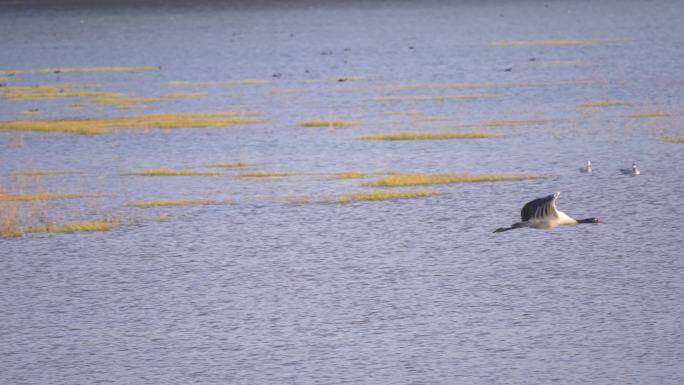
top-left (239, 171), bottom-right (294, 178)
top-left (366, 94), bottom-right (498, 102)
top-left (0, 112), bottom-right (267, 135)
top-left (335, 171), bottom-right (369, 179)
top-left (10, 170), bottom-right (71, 176)
top-left (127, 199), bottom-right (223, 207)
top-left (19, 220), bottom-right (116, 237)
top-left (581, 101), bottom-right (630, 108)
top-left (270, 88), bottom-right (305, 94)
top-left (206, 162), bottom-right (250, 169)
top-left (0, 66), bottom-right (160, 76)
top-left (492, 39), bottom-right (604, 46)
top-left (626, 112), bottom-right (672, 118)
top-left (165, 80), bottom-right (268, 87)
top-left (0, 86), bottom-right (125, 101)
top-left (92, 96), bottom-right (159, 107)
top-left (359, 131), bottom-right (500, 141)
top-left (457, 119), bottom-right (549, 128)
top-left (129, 169), bottom-right (219, 176)
top-left (298, 120), bottom-right (357, 127)
top-left (0, 192), bottom-right (98, 201)
top-left (286, 190), bottom-right (441, 204)
top-left (366, 173), bottom-right (540, 187)
top-left (161, 92), bottom-right (208, 99)
top-left (663, 137), bottom-right (684, 143)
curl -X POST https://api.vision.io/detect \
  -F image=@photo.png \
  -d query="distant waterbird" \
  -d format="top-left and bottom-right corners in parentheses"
top-left (494, 192), bottom-right (601, 232)
top-left (581, 160), bottom-right (592, 174)
top-left (621, 161), bottom-right (640, 175)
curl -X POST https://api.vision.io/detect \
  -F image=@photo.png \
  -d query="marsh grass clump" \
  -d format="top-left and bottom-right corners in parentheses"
top-left (0, 112), bottom-right (267, 135)
top-left (626, 112), bottom-right (672, 118)
top-left (459, 119), bottom-right (549, 128)
top-left (92, 96), bottom-right (160, 107)
top-left (359, 131), bottom-right (500, 141)
top-left (298, 120), bottom-right (357, 127)
top-left (23, 220), bottom-right (116, 235)
top-left (0, 66), bottom-right (160, 77)
top-left (366, 173), bottom-right (540, 187)
top-left (0, 86), bottom-right (126, 101)
top-left (581, 101), bottom-right (630, 108)
top-left (10, 170), bottom-right (71, 177)
top-left (335, 171), bottom-right (369, 179)
top-left (129, 169), bottom-right (219, 176)
top-left (206, 162), bottom-right (250, 169)
top-left (161, 92), bottom-right (208, 99)
top-left (165, 80), bottom-right (268, 87)
top-left (663, 137), bottom-right (684, 143)
top-left (239, 171), bottom-right (294, 178)
top-left (335, 190), bottom-right (441, 203)
top-left (126, 199), bottom-right (223, 207)
top-left (0, 192), bottom-right (99, 201)
top-left (366, 94), bottom-right (498, 102)
top-left (492, 39), bottom-right (603, 46)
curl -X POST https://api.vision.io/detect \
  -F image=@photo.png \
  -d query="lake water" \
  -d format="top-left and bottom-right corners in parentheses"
top-left (1, 1), bottom-right (683, 384)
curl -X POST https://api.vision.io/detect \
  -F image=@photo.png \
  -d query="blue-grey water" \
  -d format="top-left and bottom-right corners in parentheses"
top-left (1, 1), bottom-right (684, 384)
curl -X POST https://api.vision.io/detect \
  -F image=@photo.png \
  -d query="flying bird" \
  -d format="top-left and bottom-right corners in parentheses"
top-left (494, 192), bottom-right (601, 233)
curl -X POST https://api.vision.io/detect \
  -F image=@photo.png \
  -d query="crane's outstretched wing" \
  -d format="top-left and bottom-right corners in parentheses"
top-left (520, 192), bottom-right (560, 222)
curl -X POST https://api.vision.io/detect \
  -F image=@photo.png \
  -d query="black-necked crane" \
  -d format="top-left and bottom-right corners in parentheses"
top-left (581, 160), bottom-right (592, 174)
top-left (494, 192), bottom-right (601, 233)
top-left (621, 161), bottom-right (640, 175)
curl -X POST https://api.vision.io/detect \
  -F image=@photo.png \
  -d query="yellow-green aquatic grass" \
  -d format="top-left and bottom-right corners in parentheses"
top-left (298, 120), bottom-right (357, 127)
top-left (626, 112), bottom-right (672, 118)
top-left (359, 131), bottom-right (500, 141)
top-left (206, 162), bottom-right (250, 169)
top-left (126, 199), bottom-right (222, 207)
top-left (239, 171), bottom-right (295, 178)
top-left (366, 173), bottom-right (541, 187)
top-left (161, 92), bottom-right (208, 99)
top-left (335, 171), bottom-right (369, 179)
top-left (130, 169), bottom-right (219, 176)
top-left (16, 110), bottom-right (41, 116)
top-left (92, 96), bottom-right (160, 106)
top-left (165, 80), bottom-right (268, 87)
top-left (0, 86), bottom-right (126, 101)
top-left (663, 137), bottom-right (684, 143)
top-left (366, 94), bottom-right (499, 102)
top-left (0, 112), bottom-right (267, 135)
top-left (270, 88), bottom-right (305, 94)
top-left (23, 220), bottom-right (116, 235)
top-left (0, 66), bottom-right (160, 76)
top-left (336, 190), bottom-right (441, 203)
top-left (581, 101), bottom-right (630, 108)
top-left (0, 192), bottom-right (99, 201)
top-left (492, 39), bottom-right (603, 46)
top-left (10, 170), bottom-right (71, 177)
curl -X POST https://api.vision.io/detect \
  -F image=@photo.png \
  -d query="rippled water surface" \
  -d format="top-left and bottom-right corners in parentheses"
top-left (1, 1), bottom-right (684, 384)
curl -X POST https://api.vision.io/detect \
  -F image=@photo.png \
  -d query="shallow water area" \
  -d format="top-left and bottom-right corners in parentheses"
top-left (1, 1), bottom-right (684, 384)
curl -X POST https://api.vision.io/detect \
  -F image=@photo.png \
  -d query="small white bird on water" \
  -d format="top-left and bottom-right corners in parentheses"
top-left (621, 161), bottom-right (640, 175)
top-left (581, 160), bottom-right (592, 174)
top-left (494, 192), bottom-right (601, 233)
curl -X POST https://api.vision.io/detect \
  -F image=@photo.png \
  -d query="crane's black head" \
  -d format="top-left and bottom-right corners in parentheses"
top-left (578, 217), bottom-right (602, 224)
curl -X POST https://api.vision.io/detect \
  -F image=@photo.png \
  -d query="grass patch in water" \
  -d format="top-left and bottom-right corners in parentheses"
top-left (359, 131), bottom-right (499, 140)
top-left (335, 171), bottom-right (368, 179)
top-left (10, 170), bottom-right (71, 177)
top-left (0, 192), bottom-right (98, 201)
top-left (239, 171), bottom-right (294, 178)
top-left (270, 88), bottom-right (305, 94)
top-left (0, 113), bottom-right (266, 135)
top-left (298, 120), bottom-right (357, 127)
top-left (581, 101), bottom-right (630, 108)
top-left (23, 220), bottom-right (116, 235)
top-left (383, 80), bottom-right (605, 92)
top-left (16, 109), bottom-right (41, 116)
top-left (0, 66), bottom-right (160, 76)
top-left (127, 199), bottom-right (222, 207)
top-left (626, 112), bottom-right (672, 118)
top-left (130, 169), bottom-right (219, 176)
top-left (0, 86), bottom-right (126, 101)
top-left (335, 190), bottom-right (441, 203)
top-left (92, 96), bottom-right (159, 106)
top-left (492, 39), bottom-right (603, 46)
top-left (366, 173), bottom-right (540, 187)
top-left (663, 137), bottom-right (684, 143)
top-left (161, 92), bottom-right (208, 99)
top-left (458, 119), bottom-right (549, 128)
top-left (206, 162), bottom-right (250, 169)
top-left (366, 94), bottom-right (498, 102)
